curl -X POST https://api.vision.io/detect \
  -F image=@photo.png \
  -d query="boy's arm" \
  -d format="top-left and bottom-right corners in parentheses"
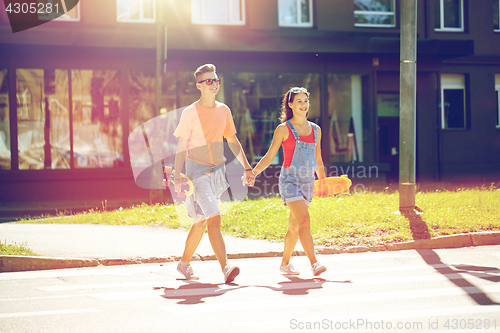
top-left (253, 125), bottom-right (287, 176)
top-left (174, 137), bottom-right (188, 193)
top-left (226, 134), bottom-right (254, 185)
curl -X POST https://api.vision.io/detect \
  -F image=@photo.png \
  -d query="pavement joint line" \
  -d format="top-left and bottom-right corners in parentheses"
top-left (1, 231), bottom-right (499, 273)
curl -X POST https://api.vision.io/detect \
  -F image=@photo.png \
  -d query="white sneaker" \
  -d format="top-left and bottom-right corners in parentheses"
top-left (280, 263), bottom-right (300, 275)
top-left (312, 262), bottom-right (326, 276)
top-left (223, 264), bottom-right (240, 283)
top-left (177, 262), bottom-right (199, 280)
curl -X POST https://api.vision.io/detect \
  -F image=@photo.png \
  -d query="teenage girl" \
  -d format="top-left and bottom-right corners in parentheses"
top-left (252, 87), bottom-right (326, 276)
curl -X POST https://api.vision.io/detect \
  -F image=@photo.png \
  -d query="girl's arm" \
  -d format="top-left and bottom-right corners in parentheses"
top-left (315, 126), bottom-right (326, 179)
top-left (252, 124), bottom-right (288, 176)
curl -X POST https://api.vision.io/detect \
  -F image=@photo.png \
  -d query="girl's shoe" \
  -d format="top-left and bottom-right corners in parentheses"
top-left (177, 262), bottom-right (199, 280)
top-left (223, 264), bottom-right (240, 283)
top-left (280, 263), bottom-right (300, 275)
top-left (312, 262), bottom-right (326, 276)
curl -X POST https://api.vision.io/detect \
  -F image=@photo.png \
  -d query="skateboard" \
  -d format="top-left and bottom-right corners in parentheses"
top-left (162, 166), bottom-right (194, 198)
top-left (313, 175), bottom-right (352, 197)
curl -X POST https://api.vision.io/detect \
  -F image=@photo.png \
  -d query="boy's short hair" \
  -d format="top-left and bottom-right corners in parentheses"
top-left (194, 64), bottom-right (216, 81)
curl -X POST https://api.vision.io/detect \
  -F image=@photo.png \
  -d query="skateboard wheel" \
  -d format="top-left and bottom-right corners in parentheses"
top-left (164, 166), bottom-right (173, 174)
top-left (162, 179), bottom-right (169, 187)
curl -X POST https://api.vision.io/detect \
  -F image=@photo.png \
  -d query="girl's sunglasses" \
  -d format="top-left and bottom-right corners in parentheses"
top-left (288, 87), bottom-right (308, 103)
top-left (198, 78), bottom-right (221, 85)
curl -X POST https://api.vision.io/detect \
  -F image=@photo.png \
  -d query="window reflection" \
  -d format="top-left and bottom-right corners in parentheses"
top-left (279, 0), bottom-right (313, 27)
top-left (17, 69), bottom-right (70, 170)
top-left (232, 73), bottom-right (278, 164)
top-left (117, 0), bottom-right (156, 23)
top-left (72, 70), bottom-right (123, 168)
top-left (328, 74), bottom-right (363, 162)
top-left (0, 69), bottom-right (9, 170)
top-left (354, 0), bottom-right (395, 27)
top-left (129, 71), bottom-right (156, 133)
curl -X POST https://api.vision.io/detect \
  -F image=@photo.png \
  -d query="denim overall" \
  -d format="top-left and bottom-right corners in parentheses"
top-left (278, 120), bottom-right (318, 206)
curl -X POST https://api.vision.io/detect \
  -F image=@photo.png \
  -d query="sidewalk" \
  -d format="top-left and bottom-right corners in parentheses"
top-left (1, 222), bottom-right (500, 273)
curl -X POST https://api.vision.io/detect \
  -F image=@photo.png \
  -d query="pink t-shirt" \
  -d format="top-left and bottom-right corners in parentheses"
top-left (174, 101), bottom-right (237, 166)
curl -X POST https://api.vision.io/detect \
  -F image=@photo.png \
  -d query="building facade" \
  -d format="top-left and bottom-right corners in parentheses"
top-left (0, 0), bottom-right (499, 205)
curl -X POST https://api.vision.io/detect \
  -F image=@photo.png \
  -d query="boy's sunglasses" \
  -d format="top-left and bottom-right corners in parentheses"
top-left (288, 87), bottom-right (308, 103)
top-left (198, 78), bottom-right (221, 85)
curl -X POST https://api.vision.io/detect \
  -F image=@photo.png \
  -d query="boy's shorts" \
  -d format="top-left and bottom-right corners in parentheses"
top-left (193, 175), bottom-right (220, 219)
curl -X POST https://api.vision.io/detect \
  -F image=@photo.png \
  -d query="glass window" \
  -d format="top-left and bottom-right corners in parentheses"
top-left (495, 0), bottom-right (500, 31)
top-left (354, 0), bottom-right (396, 27)
top-left (232, 73), bottom-right (279, 164)
top-left (128, 71), bottom-right (156, 134)
top-left (38, 0), bottom-right (80, 21)
top-left (0, 69), bottom-right (9, 170)
top-left (191, 0), bottom-right (245, 25)
top-left (117, 0), bottom-right (156, 23)
top-left (16, 69), bottom-right (71, 170)
top-left (440, 74), bottom-right (466, 129)
top-left (278, 0), bottom-right (313, 28)
top-left (434, 0), bottom-right (464, 32)
top-left (496, 74), bottom-right (500, 128)
top-left (328, 74), bottom-right (364, 163)
top-left (71, 70), bottom-right (123, 168)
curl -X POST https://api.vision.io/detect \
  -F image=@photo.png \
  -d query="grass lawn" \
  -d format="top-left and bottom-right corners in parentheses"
top-left (18, 186), bottom-right (500, 248)
top-left (0, 241), bottom-right (39, 256)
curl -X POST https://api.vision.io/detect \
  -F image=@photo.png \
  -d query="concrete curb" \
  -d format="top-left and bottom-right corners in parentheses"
top-left (1, 231), bottom-right (499, 273)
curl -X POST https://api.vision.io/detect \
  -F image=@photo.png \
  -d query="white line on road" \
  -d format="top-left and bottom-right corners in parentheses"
top-left (0, 308), bottom-right (100, 319)
top-left (239, 305), bottom-right (500, 331)
top-left (84, 271), bottom-right (499, 300)
top-left (158, 285), bottom-right (500, 314)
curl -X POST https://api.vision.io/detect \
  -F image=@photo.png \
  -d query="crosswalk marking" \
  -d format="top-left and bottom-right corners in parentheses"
top-left (0, 309), bottom-right (100, 319)
top-left (158, 284), bottom-right (500, 314)
top-left (31, 263), bottom-right (499, 293)
top-left (78, 271), bottom-right (499, 301)
top-left (240, 305), bottom-right (500, 331)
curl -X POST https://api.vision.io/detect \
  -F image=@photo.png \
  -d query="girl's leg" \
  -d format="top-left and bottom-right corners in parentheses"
top-left (286, 200), bottom-right (318, 266)
top-left (281, 212), bottom-right (299, 266)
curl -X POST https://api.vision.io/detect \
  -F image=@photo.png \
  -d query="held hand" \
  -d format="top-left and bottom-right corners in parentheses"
top-left (241, 170), bottom-right (256, 187)
top-left (174, 178), bottom-right (186, 194)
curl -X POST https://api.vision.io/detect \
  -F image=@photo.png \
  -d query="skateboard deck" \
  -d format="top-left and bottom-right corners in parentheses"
top-left (313, 175), bottom-right (352, 197)
top-left (162, 166), bottom-right (194, 197)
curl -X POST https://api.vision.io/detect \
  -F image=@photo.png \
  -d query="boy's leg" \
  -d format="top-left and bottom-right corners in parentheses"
top-left (206, 213), bottom-right (227, 269)
top-left (181, 219), bottom-right (207, 263)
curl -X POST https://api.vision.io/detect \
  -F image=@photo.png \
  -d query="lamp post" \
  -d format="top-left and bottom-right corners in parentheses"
top-left (399, 0), bottom-right (417, 212)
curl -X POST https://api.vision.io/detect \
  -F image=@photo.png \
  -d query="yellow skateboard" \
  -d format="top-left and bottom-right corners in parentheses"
top-left (162, 166), bottom-right (194, 198)
top-left (313, 175), bottom-right (352, 197)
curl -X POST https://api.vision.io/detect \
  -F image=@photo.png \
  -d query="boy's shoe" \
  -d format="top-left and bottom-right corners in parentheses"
top-left (280, 263), bottom-right (300, 275)
top-left (312, 262), bottom-right (327, 276)
top-left (177, 262), bottom-right (199, 280)
top-left (223, 264), bottom-right (240, 283)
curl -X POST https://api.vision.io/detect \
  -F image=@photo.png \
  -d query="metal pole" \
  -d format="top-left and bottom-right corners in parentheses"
top-left (149, 0), bottom-right (165, 203)
top-left (155, 0), bottom-right (164, 118)
top-left (399, 0), bottom-right (417, 211)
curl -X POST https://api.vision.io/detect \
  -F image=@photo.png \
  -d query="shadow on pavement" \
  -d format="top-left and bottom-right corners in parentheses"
top-left (417, 249), bottom-right (500, 306)
top-left (254, 275), bottom-right (352, 296)
top-left (158, 275), bottom-right (352, 304)
top-left (159, 280), bottom-right (248, 305)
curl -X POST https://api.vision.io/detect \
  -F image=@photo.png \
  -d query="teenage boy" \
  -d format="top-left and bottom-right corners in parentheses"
top-left (173, 64), bottom-right (254, 283)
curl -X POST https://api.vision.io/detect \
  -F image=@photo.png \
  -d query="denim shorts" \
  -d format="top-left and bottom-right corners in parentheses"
top-left (192, 175), bottom-right (220, 219)
top-left (278, 167), bottom-right (315, 206)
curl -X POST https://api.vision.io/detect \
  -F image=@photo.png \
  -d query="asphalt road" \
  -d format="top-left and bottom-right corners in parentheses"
top-left (1, 246), bottom-right (500, 333)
